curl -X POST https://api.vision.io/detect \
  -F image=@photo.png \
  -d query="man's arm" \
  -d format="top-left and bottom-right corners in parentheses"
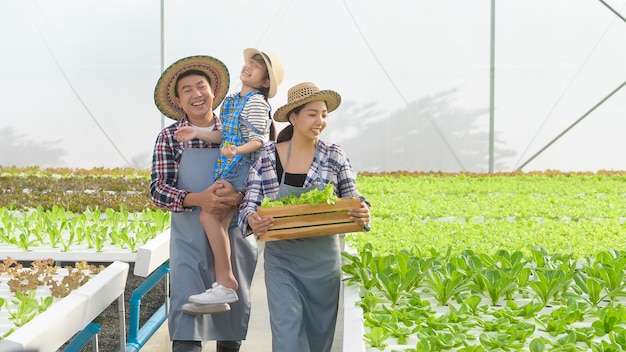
top-left (183, 180), bottom-right (243, 213)
top-left (174, 126), bottom-right (222, 144)
top-left (195, 129), bottom-right (223, 144)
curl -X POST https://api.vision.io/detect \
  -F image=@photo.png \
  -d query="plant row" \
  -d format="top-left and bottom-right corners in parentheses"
top-left (0, 205), bottom-right (170, 252)
top-left (343, 245), bottom-right (626, 351)
top-left (0, 166), bottom-right (150, 178)
top-left (0, 175), bottom-right (154, 213)
top-left (359, 174), bottom-right (626, 220)
top-left (349, 173), bottom-right (626, 259)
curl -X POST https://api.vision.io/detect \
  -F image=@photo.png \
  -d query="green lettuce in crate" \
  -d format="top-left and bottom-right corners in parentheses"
top-left (260, 183), bottom-right (338, 207)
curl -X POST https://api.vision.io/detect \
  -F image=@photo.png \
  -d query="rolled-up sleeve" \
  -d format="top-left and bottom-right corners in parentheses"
top-left (149, 117), bottom-right (221, 213)
top-left (238, 142), bottom-right (280, 237)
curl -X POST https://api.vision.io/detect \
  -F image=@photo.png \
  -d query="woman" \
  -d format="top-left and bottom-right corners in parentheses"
top-left (238, 82), bottom-right (371, 352)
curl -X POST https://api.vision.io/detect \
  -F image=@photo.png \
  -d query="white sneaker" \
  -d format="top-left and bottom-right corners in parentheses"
top-left (188, 282), bottom-right (239, 304)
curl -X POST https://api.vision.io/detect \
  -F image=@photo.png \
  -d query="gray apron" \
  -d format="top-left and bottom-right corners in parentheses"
top-left (264, 142), bottom-right (341, 352)
top-left (169, 148), bottom-right (258, 341)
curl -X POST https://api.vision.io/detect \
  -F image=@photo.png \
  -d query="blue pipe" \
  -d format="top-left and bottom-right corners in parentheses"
top-left (125, 303), bottom-right (168, 352)
top-left (125, 262), bottom-right (170, 352)
top-left (62, 321), bottom-right (102, 352)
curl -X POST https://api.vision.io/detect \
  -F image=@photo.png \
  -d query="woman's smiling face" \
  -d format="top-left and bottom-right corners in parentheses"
top-left (291, 100), bottom-right (328, 139)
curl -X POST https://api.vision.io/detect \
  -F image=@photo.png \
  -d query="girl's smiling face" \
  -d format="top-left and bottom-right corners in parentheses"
top-left (240, 55), bottom-right (270, 92)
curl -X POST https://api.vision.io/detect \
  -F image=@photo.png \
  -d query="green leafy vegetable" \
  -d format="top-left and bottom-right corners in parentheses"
top-left (260, 183), bottom-right (338, 207)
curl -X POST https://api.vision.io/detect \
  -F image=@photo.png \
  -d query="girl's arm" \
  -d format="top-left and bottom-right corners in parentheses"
top-left (222, 140), bottom-right (262, 158)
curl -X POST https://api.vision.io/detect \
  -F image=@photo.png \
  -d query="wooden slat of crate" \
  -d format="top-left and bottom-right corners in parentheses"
top-left (257, 198), bottom-right (359, 218)
top-left (269, 211), bottom-right (352, 230)
top-left (256, 198), bottom-right (363, 242)
top-left (258, 222), bottom-right (363, 242)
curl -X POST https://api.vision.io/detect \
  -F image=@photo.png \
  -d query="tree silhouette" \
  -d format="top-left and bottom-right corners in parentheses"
top-left (0, 127), bottom-right (67, 167)
top-left (324, 89), bottom-right (516, 173)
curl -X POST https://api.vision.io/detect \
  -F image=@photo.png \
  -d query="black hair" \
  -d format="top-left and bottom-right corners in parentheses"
top-left (269, 123), bottom-right (277, 141)
top-left (276, 125), bottom-right (292, 143)
top-left (174, 70), bottom-right (211, 98)
top-left (276, 104), bottom-right (307, 142)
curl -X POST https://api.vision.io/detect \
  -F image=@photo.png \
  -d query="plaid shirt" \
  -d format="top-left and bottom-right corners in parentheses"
top-left (149, 115), bottom-right (222, 213)
top-left (237, 140), bottom-right (368, 237)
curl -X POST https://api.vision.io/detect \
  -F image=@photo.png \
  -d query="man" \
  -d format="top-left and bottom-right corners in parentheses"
top-left (150, 55), bottom-right (257, 352)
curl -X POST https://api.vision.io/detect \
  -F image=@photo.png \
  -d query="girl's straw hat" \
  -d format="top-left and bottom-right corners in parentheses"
top-left (243, 48), bottom-right (284, 99)
top-left (273, 82), bottom-right (341, 122)
top-left (154, 55), bottom-right (230, 120)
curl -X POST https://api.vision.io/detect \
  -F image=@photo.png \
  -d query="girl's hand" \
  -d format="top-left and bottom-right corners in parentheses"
top-left (248, 212), bottom-right (274, 236)
top-left (347, 201), bottom-right (370, 228)
top-left (221, 144), bottom-right (237, 158)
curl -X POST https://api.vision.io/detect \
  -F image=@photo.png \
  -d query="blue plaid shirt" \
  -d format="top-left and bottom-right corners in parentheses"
top-left (237, 140), bottom-right (368, 237)
top-left (149, 115), bottom-right (222, 213)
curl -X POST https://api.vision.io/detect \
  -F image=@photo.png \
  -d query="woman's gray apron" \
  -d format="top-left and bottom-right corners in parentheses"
top-left (169, 148), bottom-right (258, 341)
top-left (264, 143), bottom-right (341, 352)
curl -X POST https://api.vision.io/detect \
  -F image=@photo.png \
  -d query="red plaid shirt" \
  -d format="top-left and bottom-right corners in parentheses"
top-left (149, 115), bottom-right (222, 212)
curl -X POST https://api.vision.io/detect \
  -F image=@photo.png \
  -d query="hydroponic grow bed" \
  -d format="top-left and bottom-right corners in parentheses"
top-left (0, 261), bottom-right (128, 352)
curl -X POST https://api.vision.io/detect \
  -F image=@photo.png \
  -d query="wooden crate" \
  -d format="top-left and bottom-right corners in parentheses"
top-left (256, 198), bottom-right (364, 242)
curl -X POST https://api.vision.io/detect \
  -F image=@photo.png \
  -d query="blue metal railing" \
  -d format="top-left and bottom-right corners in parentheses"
top-left (62, 318), bottom-right (102, 352)
top-left (125, 262), bottom-right (170, 352)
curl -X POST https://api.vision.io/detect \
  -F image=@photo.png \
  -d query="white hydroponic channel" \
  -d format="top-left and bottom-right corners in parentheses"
top-left (0, 261), bottom-right (128, 352)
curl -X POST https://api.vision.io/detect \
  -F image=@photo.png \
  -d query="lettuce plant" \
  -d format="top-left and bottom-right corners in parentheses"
top-left (260, 183), bottom-right (338, 207)
top-left (528, 268), bottom-right (574, 307)
top-left (423, 268), bottom-right (469, 306)
top-left (592, 305), bottom-right (626, 337)
top-left (467, 267), bottom-right (518, 306)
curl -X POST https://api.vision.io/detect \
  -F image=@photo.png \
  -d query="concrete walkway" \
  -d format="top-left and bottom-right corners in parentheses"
top-left (141, 241), bottom-right (344, 351)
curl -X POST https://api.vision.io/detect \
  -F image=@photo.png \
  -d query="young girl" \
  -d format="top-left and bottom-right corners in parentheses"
top-left (238, 82), bottom-right (371, 351)
top-left (174, 48), bottom-right (284, 307)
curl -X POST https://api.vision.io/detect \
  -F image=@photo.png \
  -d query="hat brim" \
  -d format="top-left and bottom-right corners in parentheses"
top-left (154, 55), bottom-right (230, 120)
top-left (273, 90), bottom-right (341, 122)
top-left (243, 48), bottom-right (282, 99)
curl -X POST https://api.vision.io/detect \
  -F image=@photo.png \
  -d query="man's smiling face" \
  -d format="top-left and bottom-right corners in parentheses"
top-left (174, 74), bottom-right (215, 120)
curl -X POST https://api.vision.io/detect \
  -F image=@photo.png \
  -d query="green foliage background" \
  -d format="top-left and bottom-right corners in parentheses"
top-left (348, 172), bottom-right (626, 259)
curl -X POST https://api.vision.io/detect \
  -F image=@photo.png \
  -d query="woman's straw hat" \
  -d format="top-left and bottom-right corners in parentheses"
top-left (154, 55), bottom-right (230, 120)
top-left (273, 82), bottom-right (341, 122)
top-left (243, 48), bottom-right (284, 99)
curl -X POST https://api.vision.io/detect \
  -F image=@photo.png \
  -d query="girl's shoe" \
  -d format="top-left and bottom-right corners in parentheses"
top-left (188, 282), bottom-right (238, 304)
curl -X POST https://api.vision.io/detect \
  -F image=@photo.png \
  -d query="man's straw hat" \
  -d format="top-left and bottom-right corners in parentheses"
top-left (154, 55), bottom-right (230, 120)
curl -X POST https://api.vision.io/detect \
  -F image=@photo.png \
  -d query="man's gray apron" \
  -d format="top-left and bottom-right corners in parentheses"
top-left (169, 148), bottom-right (258, 341)
top-left (264, 143), bottom-right (341, 352)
